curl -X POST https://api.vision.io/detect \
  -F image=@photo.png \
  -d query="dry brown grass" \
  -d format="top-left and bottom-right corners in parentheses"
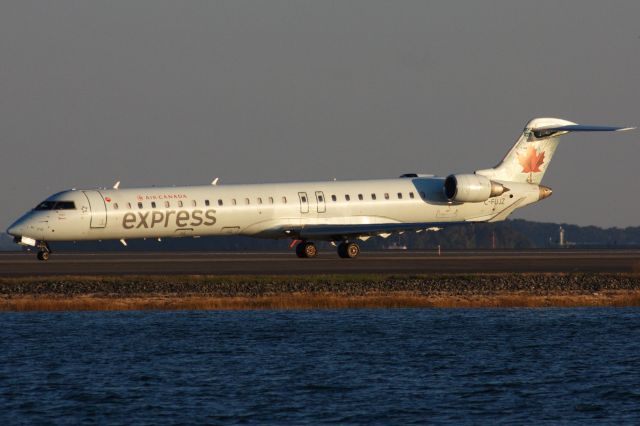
top-left (3, 291), bottom-right (640, 312)
top-left (4, 271), bottom-right (636, 285)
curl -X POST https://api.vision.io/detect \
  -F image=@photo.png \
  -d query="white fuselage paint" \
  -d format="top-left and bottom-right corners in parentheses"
top-left (8, 177), bottom-right (542, 243)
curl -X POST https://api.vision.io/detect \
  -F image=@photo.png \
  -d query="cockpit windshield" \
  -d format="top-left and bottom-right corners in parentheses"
top-left (34, 201), bottom-right (76, 211)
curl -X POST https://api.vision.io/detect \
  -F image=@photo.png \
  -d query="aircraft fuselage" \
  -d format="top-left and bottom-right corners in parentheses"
top-left (7, 177), bottom-right (542, 243)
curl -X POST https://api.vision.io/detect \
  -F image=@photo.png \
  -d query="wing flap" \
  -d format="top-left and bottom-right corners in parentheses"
top-left (289, 222), bottom-right (458, 240)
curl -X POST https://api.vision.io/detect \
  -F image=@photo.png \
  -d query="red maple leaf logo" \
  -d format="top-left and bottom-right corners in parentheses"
top-left (517, 146), bottom-right (545, 173)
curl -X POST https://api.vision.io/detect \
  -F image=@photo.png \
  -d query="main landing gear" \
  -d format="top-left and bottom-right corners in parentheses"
top-left (36, 242), bottom-right (52, 261)
top-left (295, 241), bottom-right (318, 258)
top-left (337, 242), bottom-right (360, 259)
top-left (294, 240), bottom-right (361, 259)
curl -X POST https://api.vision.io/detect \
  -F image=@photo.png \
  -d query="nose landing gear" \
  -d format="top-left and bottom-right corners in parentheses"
top-left (36, 251), bottom-right (50, 261)
top-left (36, 242), bottom-right (52, 261)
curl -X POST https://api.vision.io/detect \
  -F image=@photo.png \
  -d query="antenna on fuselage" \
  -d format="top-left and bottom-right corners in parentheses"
top-left (113, 181), bottom-right (121, 190)
top-left (211, 177), bottom-right (219, 185)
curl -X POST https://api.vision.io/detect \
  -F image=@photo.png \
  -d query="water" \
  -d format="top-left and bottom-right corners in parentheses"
top-left (1, 309), bottom-right (640, 424)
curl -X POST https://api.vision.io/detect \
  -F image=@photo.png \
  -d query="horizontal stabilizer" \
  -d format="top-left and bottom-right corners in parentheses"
top-left (532, 124), bottom-right (635, 138)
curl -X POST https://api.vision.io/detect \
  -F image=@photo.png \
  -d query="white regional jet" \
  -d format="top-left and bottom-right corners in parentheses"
top-left (6, 117), bottom-right (634, 260)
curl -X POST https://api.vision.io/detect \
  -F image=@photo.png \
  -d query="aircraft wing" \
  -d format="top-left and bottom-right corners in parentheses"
top-left (284, 222), bottom-right (462, 240)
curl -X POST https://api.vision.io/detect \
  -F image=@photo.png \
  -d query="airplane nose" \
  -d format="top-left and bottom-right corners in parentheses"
top-left (7, 224), bottom-right (19, 237)
top-left (6, 219), bottom-right (25, 237)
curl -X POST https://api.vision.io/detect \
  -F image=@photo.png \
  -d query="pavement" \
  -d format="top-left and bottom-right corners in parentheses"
top-left (0, 249), bottom-right (639, 276)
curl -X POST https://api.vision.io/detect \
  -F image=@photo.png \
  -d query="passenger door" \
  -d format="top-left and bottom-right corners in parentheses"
top-left (82, 190), bottom-right (107, 228)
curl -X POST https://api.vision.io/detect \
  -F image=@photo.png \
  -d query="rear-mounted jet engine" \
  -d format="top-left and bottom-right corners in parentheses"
top-left (443, 174), bottom-right (507, 203)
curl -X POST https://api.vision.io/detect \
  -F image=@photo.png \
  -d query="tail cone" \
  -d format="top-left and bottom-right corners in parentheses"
top-left (538, 185), bottom-right (553, 200)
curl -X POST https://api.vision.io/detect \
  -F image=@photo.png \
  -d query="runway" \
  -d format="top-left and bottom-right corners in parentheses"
top-left (0, 249), bottom-right (639, 276)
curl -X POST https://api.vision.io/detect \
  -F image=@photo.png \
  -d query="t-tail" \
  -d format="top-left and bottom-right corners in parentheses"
top-left (475, 117), bottom-right (635, 184)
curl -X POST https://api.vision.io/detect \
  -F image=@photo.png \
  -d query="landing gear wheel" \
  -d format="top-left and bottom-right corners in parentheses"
top-left (296, 241), bottom-right (318, 258)
top-left (37, 251), bottom-right (50, 261)
top-left (337, 242), bottom-right (360, 259)
top-left (36, 241), bottom-right (51, 261)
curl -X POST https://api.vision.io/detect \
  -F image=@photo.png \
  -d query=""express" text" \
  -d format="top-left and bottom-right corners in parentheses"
top-left (122, 209), bottom-right (216, 229)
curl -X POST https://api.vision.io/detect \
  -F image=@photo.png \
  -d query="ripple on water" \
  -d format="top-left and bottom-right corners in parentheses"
top-left (1, 308), bottom-right (640, 423)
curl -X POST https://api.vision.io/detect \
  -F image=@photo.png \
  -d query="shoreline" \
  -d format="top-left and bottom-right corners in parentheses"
top-left (3, 273), bottom-right (640, 311)
top-left (3, 291), bottom-right (640, 311)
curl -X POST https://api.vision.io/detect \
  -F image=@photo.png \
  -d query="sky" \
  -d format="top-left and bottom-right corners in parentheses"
top-left (1, 1), bottom-right (639, 229)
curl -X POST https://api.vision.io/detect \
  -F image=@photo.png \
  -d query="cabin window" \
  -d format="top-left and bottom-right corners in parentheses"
top-left (192, 200), bottom-right (197, 207)
top-left (358, 194), bottom-right (363, 201)
top-left (345, 194), bottom-right (351, 201)
top-left (151, 202), bottom-right (157, 208)
top-left (397, 193), bottom-right (403, 199)
top-left (217, 199), bottom-right (223, 206)
top-left (257, 197), bottom-right (263, 204)
top-left (331, 195), bottom-right (337, 202)
top-left (127, 202), bottom-right (132, 209)
top-left (371, 193), bottom-right (377, 200)
top-left (138, 202), bottom-right (143, 209)
top-left (205, 200), bottom-right (210, 206)
top-left (164, 201), bottom-right (170, 208)
top-left (268, 197), bottom-right (274, 204)
top-left (113, 203), bottom-right (119, 210)
top-left (409, 192), bottom-right (415, 199)
top-left (282, 196), bottom-right (287, 204)
top-left (384, 193), bottom-right (389, 200)
top-left (301, 195), bottom-right (307, 203)
top-left (232, 199), bottom-right (237, 205)
top-left (178, 201), bottom-right (183, 207)
top-left (318, 195), bottom-right (324, 202)
top-left (245, 198), bottom-right (250, 205)
top-left (420, 191), bottom-right (426, 199)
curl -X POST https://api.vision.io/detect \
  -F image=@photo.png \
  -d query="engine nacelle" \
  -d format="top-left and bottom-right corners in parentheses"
top-left (443, 174), bottom-right (507, 202)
